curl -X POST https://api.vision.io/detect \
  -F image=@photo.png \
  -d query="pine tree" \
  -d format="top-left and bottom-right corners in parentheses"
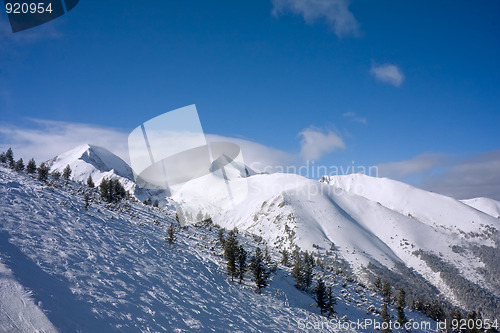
top-left (326, 286), bottom-right (336, 318)
top-left (374, 276), bottom-right (382, 292)
top-left (380, 303), bottom-right (391, 333)
top-left (382, 280), bottom-right (391, 303)
top-left (430, 300), bottom-right (444, 322)
top-left (281, 249), bottom-right (289, 267)
top-left (314, 278), bottom-right (327, 314)
top-left (218, 229), bottom-right (225, 248)
top-left (153, 199), bottom-right (159, 208)
top-left (396, 288), bottom-right (407, 324)
top-left (87, 175), bottom-right (95, 188)
top-left (37, 163), bottom-right (49, 181)
top-left (291, 250), bottom-right (304, 290)
top-left (5, 148), bottom-right (14, 168)
top-left (26, 158), bottom-right (36, 174)
top-left (250, 247), bottom-right (269, 294)
top-left (195, 210), bottom-right (203, 221)
top-left (237, 245), bottom-right (247, 283)
top-left (0, 152), bottom-right (6, 163)
top-left (53, 171), bottom-right (61, 180)
top-left (303, 251), bottom-right (313, 289)
top-left (63, 164), bottom-right (72, 181)
top-left (264, 246), bottom-right (272, 265)
top-left (14, 158), bottom-right (24, 171)
top-left (166, 222), bottom-right (176, 245)
top-left (224, 229), bottom-right (238, 281)
top-left (143, 197), bottom-right (152, 205)
top-left (84, 193), bottom-right (90, 210)
top-left (100, 178), bottom-right (109, 201)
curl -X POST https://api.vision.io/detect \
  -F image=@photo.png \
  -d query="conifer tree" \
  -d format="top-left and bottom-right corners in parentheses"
top-left (26, 158), bottom-right (36, 174)
top-left (153, 199), bottom-right (159, 208)
top-left (87, 175), bottom-right (95, 188)
top-left (291, 250), bottom-right (304, 290)
top-left (281, 249), bottom-right (289, 267)
top-left (63, 164), bottom-right (72, 181)
top-left (224, 229), bottom-right (238, 281)
top-left (250, 247), bottom-right (269, 294)
top-left (166, 222), bottom-right (176, 245)
top-left (303, 251), bottom-right (313, 289)
top-left (380, 303), bottom-right (391, 333)
top-left (100, 178), bottom-right (109, 201)
top-left (14, 158), bottom-right (24, 171)
top-left (374, 276), bottom-right (382, 292)
top-left (53, 171), bottom-right (61, 180)
top-left (84, 193), bottom-right (90, 210)
top-left (37, 163), bottom-right (49, 181)
top-left (382, 280), bottom-right (391, 303)
top-left (237, 245), bottom-right (247, 283)
top-left (5, 148), bottom-right (14, 168)
top-left (396, 288), bottom-right (407, 324)
top-left (0, 152), bottom-right (6, 163)
top-left (218, 229), bottom-right (225, 248)
top-left (314, 278), bottom-right (327, 314)
top-left (326, 286), bottom-right (336, 318)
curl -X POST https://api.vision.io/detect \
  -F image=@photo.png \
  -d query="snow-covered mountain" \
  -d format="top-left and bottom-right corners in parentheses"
top-left (46, 144), bottom-right (135, 191)
top-left (1, 165), bottom-right (445, 332)
top-left (206, 173), bottom-right (500, 318)
top-left (461, 197), bottom-right (500, 219)
top-left (38, 145), bottom-right (500, 319)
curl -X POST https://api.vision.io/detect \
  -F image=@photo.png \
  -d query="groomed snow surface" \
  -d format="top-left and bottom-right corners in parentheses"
top-left (0, 166), bottom-right (441, 332)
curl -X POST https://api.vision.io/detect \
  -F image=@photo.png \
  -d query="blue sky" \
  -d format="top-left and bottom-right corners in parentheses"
top-left (1, 0), bottom-right (499, 199)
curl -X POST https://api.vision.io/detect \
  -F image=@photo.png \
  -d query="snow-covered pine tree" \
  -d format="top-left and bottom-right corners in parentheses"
top-left (237, 245), bottom-right (247, 284)
top-left (26, 158), bottom-right (36, 174)
top-left (87, 175), bottom-right (95, 188)
top-left (63, 164), bottom-right (72, 181)
top-left (250, 247), bottom-right (269, 294)
top-left (224, 229), bottom-right (238, 281)
top-left (314, 278), bottom-right (327, 315)
top-left (37, 163), bottom-right (49, 181)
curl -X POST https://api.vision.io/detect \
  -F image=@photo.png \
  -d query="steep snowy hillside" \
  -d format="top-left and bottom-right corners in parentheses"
top-left (209, 173), bottom-right (500, 318)
top-left (461, 197), bottom-right (500, 219)
top-left (47, 144), bottom-right (135, 191)
top-left (1, 166), bottom-right (448, 332)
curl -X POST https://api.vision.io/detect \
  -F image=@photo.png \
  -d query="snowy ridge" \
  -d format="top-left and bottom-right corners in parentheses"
top-left (46, 144), bottom-right (135, 191)
top-left (0, 166), bottom-right (443, 332)
top-left (208, 173), bottom-right (500, 313)
top-left (461, 197), bottom-right (500, 219)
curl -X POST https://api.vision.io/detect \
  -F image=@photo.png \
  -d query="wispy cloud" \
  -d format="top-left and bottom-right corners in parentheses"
top-left (370, 63), bottom-right (404, 87)
top-left (377, 151), bottom-right (500, 201)
top-left (271, 0), bottom-right (360, 38)
top-left (378, 153), bottom-right (449, 179)
top-left (0, 119), bottom-right (299, 173)
top-left (342, 112), bottom-right (367, 125)
top-left (298, 126), bottom-right (345, 161)
top-left (421, 151), bottom-right (500, 201)
top-left (0, 119), bottom-right (129, 163)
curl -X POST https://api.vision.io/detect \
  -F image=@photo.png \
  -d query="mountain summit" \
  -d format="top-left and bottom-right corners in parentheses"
top-left (47, 144), bottom-right (135, 190)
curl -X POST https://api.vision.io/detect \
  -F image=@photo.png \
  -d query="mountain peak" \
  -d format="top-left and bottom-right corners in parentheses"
top-left (47, 144), bottom-right (134, 189)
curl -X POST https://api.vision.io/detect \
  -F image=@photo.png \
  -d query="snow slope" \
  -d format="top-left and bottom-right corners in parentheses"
top-left (461, 197), bottom-right (500, 219)
top-left (207, 173), bottom-right (499, 313)
top-left (46, 144), bottom-right (135, 191)
top-left (1, 166), bottom-right (444, 332)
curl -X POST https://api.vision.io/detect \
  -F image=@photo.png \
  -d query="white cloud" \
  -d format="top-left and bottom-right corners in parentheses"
top-left (420, 151), bottom-right (500, 201)
top-left (0, 119), bottom-right (298, 173)
top-left (377, 153), bottom-right (449, 179)
top-left (370, 63), bottom-right (404, 87)
top-left (271, 0), bottom-right (360, 38)
top-left (0, 119), bottom-right (129, 163)
top-left (298, 127), bottom-right (345, 161)
top-left (377, 151), bottom-right (500, 201)
top-left (342, 112), bottom-right (367, 125)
